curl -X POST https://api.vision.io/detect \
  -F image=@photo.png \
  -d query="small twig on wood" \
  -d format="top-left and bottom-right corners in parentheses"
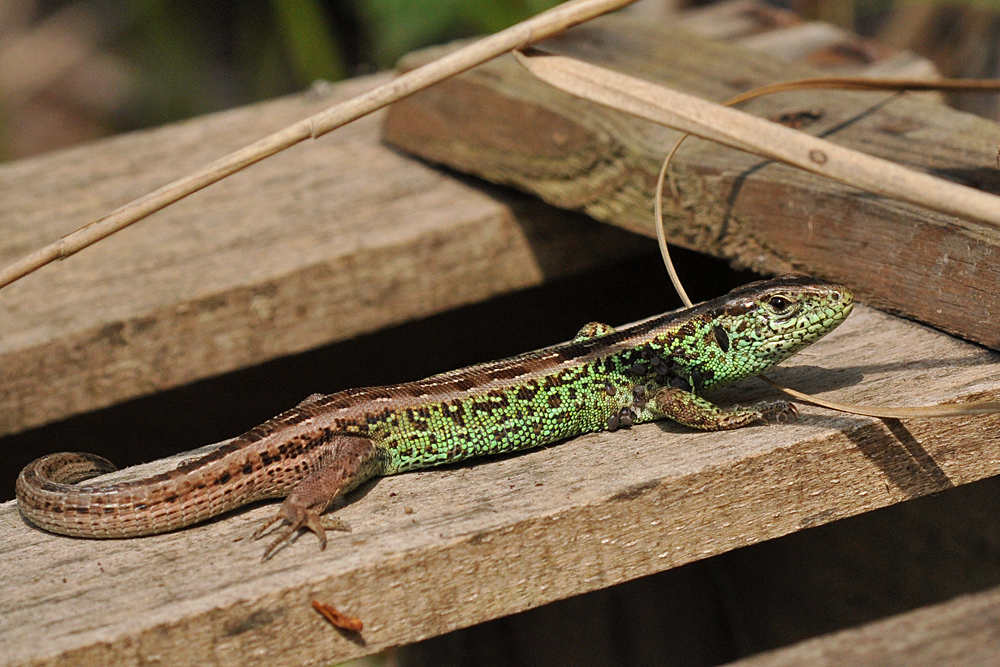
top-left (0, 0), bottom-right (640, 291)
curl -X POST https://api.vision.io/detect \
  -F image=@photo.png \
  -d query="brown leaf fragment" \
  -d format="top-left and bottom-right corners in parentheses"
top-left (312, 600), bottom-right (363, 632)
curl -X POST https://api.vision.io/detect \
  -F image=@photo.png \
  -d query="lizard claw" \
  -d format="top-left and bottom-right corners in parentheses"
top-left (253, 502), bottom-right (351, 561)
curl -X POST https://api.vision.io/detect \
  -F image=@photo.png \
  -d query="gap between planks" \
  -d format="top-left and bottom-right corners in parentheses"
top-left (723, 581), bottom-right (1000, 667)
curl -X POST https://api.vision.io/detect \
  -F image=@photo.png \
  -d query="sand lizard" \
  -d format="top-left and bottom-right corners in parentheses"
top-left (16, 275), bottom-right (853, 559)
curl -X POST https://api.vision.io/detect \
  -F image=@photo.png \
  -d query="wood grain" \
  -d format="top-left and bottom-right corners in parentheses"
top-left (382, 13), bottom-right (1000, 349)
top-left (725, 583), bottom-right (1000, 667)
top-left (0, 74), bottom-right (649, 437)
top-left (4, 304), bottom-right (1000, 667)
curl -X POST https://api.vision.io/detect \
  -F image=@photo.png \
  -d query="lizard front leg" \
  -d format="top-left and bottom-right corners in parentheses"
top-left (646, 387), bottom-right (796, 431)
top-left (574, 321), bottom-right (616, 341)
top-left (253, 434), bottom-right (382, 560)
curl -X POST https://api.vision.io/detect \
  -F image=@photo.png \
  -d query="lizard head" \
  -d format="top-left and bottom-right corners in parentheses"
top-left (704, 275), bottom-right (854, 385)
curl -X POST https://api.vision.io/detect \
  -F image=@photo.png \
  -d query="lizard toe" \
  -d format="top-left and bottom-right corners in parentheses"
top-left (321, 515), bottom-right (352, 533)
top-left (250, 509), bottom-right (285, 542)
top-left (754, 400), bottom-right (798, 425)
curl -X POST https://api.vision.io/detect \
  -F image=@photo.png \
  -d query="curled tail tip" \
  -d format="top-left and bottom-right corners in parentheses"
top-left (19, 452), bottom-right (118, 486)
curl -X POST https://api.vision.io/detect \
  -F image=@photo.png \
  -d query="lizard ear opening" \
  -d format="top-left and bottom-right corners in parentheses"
top-left (713, 325), bottom-right (730, 353)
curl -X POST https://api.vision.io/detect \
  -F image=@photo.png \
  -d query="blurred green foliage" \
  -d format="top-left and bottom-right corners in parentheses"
top-left (355, 0), bottom-right (563, 67)
top-left (11, 0), bottom-right (1000, 152)
top-left (271, 0), bottom-right (346, 82)
top-left (114, 0), bottom-right (562, 131)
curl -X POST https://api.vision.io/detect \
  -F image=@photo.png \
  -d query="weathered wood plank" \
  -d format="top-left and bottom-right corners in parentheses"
top-left (3, 304), bottom-right (1000, 667)
top-left (0, 74), bottom-right (649, 437)
top-left (398, 472), bottom-right (1000, 665)
top-left (679, 0), bottom-right (939, 79)
top-left (382, 13), bottom-right (1000, 349)
top-left (724, 584), bottom-right (1000, 667)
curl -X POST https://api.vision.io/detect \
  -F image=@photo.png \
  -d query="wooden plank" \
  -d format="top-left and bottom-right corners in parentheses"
top-left (679, 0), bottom-right (938, 79)
top-left (382, 13), bottom-right (1000, 350)
top-left (0, 74), bottom-right (650, 437)
top-left (724, 584), bottom-right (1000, 666)
top-left (398, 472), bottom-right (1000, 665)
top-left (4, 303), bottom-right (1000, 667)
top-left (668, 0), bottom-right (804, 42)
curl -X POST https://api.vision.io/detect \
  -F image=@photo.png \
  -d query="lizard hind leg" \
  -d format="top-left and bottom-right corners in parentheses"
top-left (253, 434), bottom-right (381, 561)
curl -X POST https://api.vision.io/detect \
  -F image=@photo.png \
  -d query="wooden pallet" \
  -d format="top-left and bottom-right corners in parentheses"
top-left (4, 3), bottom-right (1000, 666)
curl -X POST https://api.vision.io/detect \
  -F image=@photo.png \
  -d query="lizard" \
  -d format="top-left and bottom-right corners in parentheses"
top-left (16, 274), bottom-right (853, 560)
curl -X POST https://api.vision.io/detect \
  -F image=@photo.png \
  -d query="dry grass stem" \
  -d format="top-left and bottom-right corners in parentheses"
top-left (514, 50), bottom-right (1000, 229)
top-left (759, 376), bottom-right (1000, 419)
top-left (654, 76), bottom-right (1000, 312)
top-left (684, 75), bottom-right (1000, 418)
top-left (517, 50), bottom-right (1000, 419)
top-left (0, 0), bottom-right (639, 291)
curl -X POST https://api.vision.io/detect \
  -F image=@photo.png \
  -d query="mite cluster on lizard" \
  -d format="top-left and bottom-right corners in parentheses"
top-left (17, 275), bottom-right (853, 559)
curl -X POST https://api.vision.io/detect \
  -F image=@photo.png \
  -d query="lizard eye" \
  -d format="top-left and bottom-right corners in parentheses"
top-left (767, 296), bottom-right (792, 313)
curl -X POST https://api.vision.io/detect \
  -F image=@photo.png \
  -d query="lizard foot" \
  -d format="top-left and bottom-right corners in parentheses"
top-left (252, 502), bottom-right (351, 561)
top-left (751, 400), bottom-right (798, 425)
